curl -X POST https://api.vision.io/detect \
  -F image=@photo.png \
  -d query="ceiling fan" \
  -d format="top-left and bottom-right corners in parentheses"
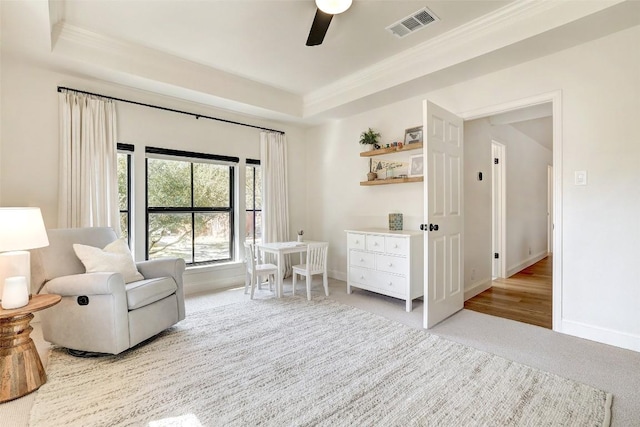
top-left (306, 0), bottom-right (353, 46)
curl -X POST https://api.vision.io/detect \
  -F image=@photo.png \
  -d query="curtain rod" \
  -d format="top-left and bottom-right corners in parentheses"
top-left (57, 86), bottom-right (285, 135)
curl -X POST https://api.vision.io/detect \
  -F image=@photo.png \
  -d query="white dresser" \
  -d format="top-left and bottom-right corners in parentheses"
top-left (345, 229), bottom-right (424, 312)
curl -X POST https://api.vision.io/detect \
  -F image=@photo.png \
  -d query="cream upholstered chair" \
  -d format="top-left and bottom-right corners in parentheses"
top-left (292, 242), bottom-right (329, 300)
top-left (31, 227), bottom-right (185, 356)
top-left (244, 242), bottom-right (278, 299)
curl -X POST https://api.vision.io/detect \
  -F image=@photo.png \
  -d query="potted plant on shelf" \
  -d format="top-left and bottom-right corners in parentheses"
top-left (359, 128), bottom-right (381, 151)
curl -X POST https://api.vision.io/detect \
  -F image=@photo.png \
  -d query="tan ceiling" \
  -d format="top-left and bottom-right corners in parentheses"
top-left (2, 1), bottom-right (638, 124)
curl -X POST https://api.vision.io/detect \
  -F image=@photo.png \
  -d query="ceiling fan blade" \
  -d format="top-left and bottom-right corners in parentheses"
top-left (306, 8), bottom-right (333, 46)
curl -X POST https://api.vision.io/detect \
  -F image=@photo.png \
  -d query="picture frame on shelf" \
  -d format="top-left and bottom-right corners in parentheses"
top-left (408, 154), bottom-right (424, 177)
top-left (404, 126), bottom-right (423, 145)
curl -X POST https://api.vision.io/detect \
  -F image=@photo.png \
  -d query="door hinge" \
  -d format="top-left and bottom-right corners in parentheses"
top-left (494, 158), bottom-right (499, 165)
top-left (494, 253), bottom-right (499, 259)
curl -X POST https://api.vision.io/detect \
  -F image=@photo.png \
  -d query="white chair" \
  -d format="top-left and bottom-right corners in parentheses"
top-left (244, 242), bottom-right (278, 299)
top-left (292, 242), bottom-right (329, 300)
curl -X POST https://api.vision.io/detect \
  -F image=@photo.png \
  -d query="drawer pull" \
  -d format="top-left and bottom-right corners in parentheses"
top-left (374, 242), bottom-right (379, 246)
top-left (355, 240), bottom-right (359, 244)
top-left (388, 282), bottom-right (393, 286)
top-left (394, 244), bottom-right (399, 249)
top-left (388, 263), bottom-right (393, 267)
top-left (360, 258), bottom-right (365, 262)
top-left (360, 276), bottom-right (365, 280)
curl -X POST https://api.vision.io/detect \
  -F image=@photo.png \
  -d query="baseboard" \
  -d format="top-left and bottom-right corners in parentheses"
top-left (507, 251), bottom-right (548, 277)
top-left (330, 269), bottom-right (347, 282)
top-left (464, 278), bottom-right (493, 301)
top-left (560, 319), bottom-right (640, 353)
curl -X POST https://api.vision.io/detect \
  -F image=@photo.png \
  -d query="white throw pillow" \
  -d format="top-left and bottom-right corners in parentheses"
top-left (73, 239), bottom-right (144, 284)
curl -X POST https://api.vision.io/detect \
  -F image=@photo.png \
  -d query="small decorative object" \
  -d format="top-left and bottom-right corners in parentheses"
top-left (409, 154), bottom-right (424, 177)
top-left (359, 128), bottom-right (381, 150)
top-left (2, 276), bottom-right (29, 309)
top-left (367, 172), bottom-right (377, 181)
top-left (404, 126), bottom-right (423, 145)
top-left (297, 230), bottom-right (304, 242)
top-left (389, 213), bottom-right (403, 231)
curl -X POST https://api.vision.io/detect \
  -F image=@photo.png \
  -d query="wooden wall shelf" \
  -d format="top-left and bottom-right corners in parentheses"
top-left (360, 176), bottom-right (423, 186)
top-left (360, 143), bottom-right (423, 157)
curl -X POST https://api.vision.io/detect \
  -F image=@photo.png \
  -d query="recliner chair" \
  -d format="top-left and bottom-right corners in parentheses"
top-left (31, 227), bottom-right (185, 355)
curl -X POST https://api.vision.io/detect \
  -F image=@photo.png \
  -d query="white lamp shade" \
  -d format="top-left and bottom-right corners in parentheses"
top-left (0, 207), bottom-right (49, 251)
top-left (315, 0), bottom-right (352, 15)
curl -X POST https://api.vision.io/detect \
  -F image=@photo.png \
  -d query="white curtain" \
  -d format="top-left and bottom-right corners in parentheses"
top-left (58, 91), bottom-right (120, 234)
top-left (260, 131), bottom-right (291, 273)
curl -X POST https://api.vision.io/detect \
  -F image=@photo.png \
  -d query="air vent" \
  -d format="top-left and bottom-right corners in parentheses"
top-left (386, 7), bottom-right (439, 38)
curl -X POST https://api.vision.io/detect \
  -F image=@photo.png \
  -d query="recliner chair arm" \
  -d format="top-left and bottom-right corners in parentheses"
top-left (136, 258), bottom-right (186, 285)
top-left (41, 272), bottom-right (126, 297)
top-left (136, 257), bottom-right (186, 321)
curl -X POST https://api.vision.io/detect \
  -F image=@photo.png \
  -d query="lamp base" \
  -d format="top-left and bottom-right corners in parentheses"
top-left (0, 251), bottom-right (31, 303)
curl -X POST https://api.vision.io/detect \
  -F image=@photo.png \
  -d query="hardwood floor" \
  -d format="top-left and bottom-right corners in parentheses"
top-left (464, 256), bottom-right (552, 329)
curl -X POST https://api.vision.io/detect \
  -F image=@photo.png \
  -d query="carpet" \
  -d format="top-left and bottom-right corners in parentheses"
top-left (29, 298), bottom-right (612, 426)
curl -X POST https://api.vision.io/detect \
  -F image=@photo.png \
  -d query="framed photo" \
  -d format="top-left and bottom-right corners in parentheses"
top-left (404, 126), bottom-right (423, 145)
top-left (408, 155), bottom-right (424, 177)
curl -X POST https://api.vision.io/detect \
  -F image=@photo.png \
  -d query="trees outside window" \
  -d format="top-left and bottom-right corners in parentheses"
top-left (245, 161), bottom-right (262, 244)
top-left (146, 149), bottom-right (235, 265)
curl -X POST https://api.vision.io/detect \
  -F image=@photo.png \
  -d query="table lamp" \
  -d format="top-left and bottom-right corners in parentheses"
top-left (0, 207), bottom-right (49, 308)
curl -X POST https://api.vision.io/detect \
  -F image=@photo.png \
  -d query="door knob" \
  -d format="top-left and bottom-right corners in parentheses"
top-left (429, 224), bottom-right (439, 231)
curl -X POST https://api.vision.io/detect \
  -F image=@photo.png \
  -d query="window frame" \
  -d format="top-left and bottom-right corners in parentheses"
top-left (144, 147), bottom-right (239, 266)
top-left (246, 159), bottom-right (261, 244)
top-left (117, 143), bottom-right (134, 243)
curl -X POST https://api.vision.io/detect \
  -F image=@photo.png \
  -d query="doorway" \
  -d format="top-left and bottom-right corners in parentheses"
top-left (461, 95), bottom-right (558, 329)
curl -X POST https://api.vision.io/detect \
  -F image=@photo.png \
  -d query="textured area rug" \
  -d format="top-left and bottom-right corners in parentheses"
top-left (30, 298), bottom-right (612, 426)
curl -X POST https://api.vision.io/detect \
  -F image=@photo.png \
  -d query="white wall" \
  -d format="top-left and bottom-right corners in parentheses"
top-left (307, 25), bottom-right (640, 351)
top-left (0, 54), bottom-right (307, 293)
top-left (463, 118), bottom-right (552, 298)
top-left (305, 103), bottom-right (424, 280)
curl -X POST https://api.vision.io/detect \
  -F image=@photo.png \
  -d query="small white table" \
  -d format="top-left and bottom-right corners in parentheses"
top-left (256, 241), bottom-right (320, 297)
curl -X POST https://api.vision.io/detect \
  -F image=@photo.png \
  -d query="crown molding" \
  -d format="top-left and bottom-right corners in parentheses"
top-left (303, 0), bottom-right (626, 117)
top-left (52, 22), bottom-right (303, 118)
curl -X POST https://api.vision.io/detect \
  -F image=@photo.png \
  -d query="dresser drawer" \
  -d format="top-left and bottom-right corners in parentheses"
top-left (348, 266), bottom-right (372, 286)
top-left (365, 234), bottom-right (385, 252)
top-left (347, 233), bottom-right (365, 250)
top-left (349, 250), bottom-right (374, 269)
top-left (371, 271), bottom-right (407, 297)
top-left (376, 254), bottom-right (408, 275)
top-left (385, 236), bottom-right (409, 256)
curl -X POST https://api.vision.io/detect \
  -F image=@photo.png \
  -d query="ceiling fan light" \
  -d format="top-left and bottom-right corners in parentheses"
top-left (315, 0), bottom-right (352, 15)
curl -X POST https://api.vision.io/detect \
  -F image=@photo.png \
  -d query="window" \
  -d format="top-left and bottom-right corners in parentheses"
top-left (145, 147), bottom-right (239, 265)
top-left (245, 160), bottom-right (262, 244)
top-left (117, 143), bottom-right (133, 242)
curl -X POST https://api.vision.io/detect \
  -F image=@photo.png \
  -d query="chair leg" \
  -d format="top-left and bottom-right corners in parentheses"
top-left (323, 272), bottom-right (329, 296)
top-left (306, 275), bottom-right (311, 301)
top-left (292, 272), bottom-right (297, 296)
top-left (250, 274), bottom-right (256, 299)
top-left (244, 273), bottom-right (250, 295)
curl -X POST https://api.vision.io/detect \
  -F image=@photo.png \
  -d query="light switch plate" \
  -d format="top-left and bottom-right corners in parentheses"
top-left (575, 171), bottom-right (587, 186)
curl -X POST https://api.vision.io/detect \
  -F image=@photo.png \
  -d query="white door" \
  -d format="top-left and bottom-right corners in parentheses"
top-left (547, 165), bottom-right (553, 254)
top-left (491, 141), bottom-right (506, 279)
top-left (423, 100), bottom-right (464, 329)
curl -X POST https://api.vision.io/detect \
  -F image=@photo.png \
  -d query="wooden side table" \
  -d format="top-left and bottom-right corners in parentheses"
top-left (0, 294), bottom-right (61, 402)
